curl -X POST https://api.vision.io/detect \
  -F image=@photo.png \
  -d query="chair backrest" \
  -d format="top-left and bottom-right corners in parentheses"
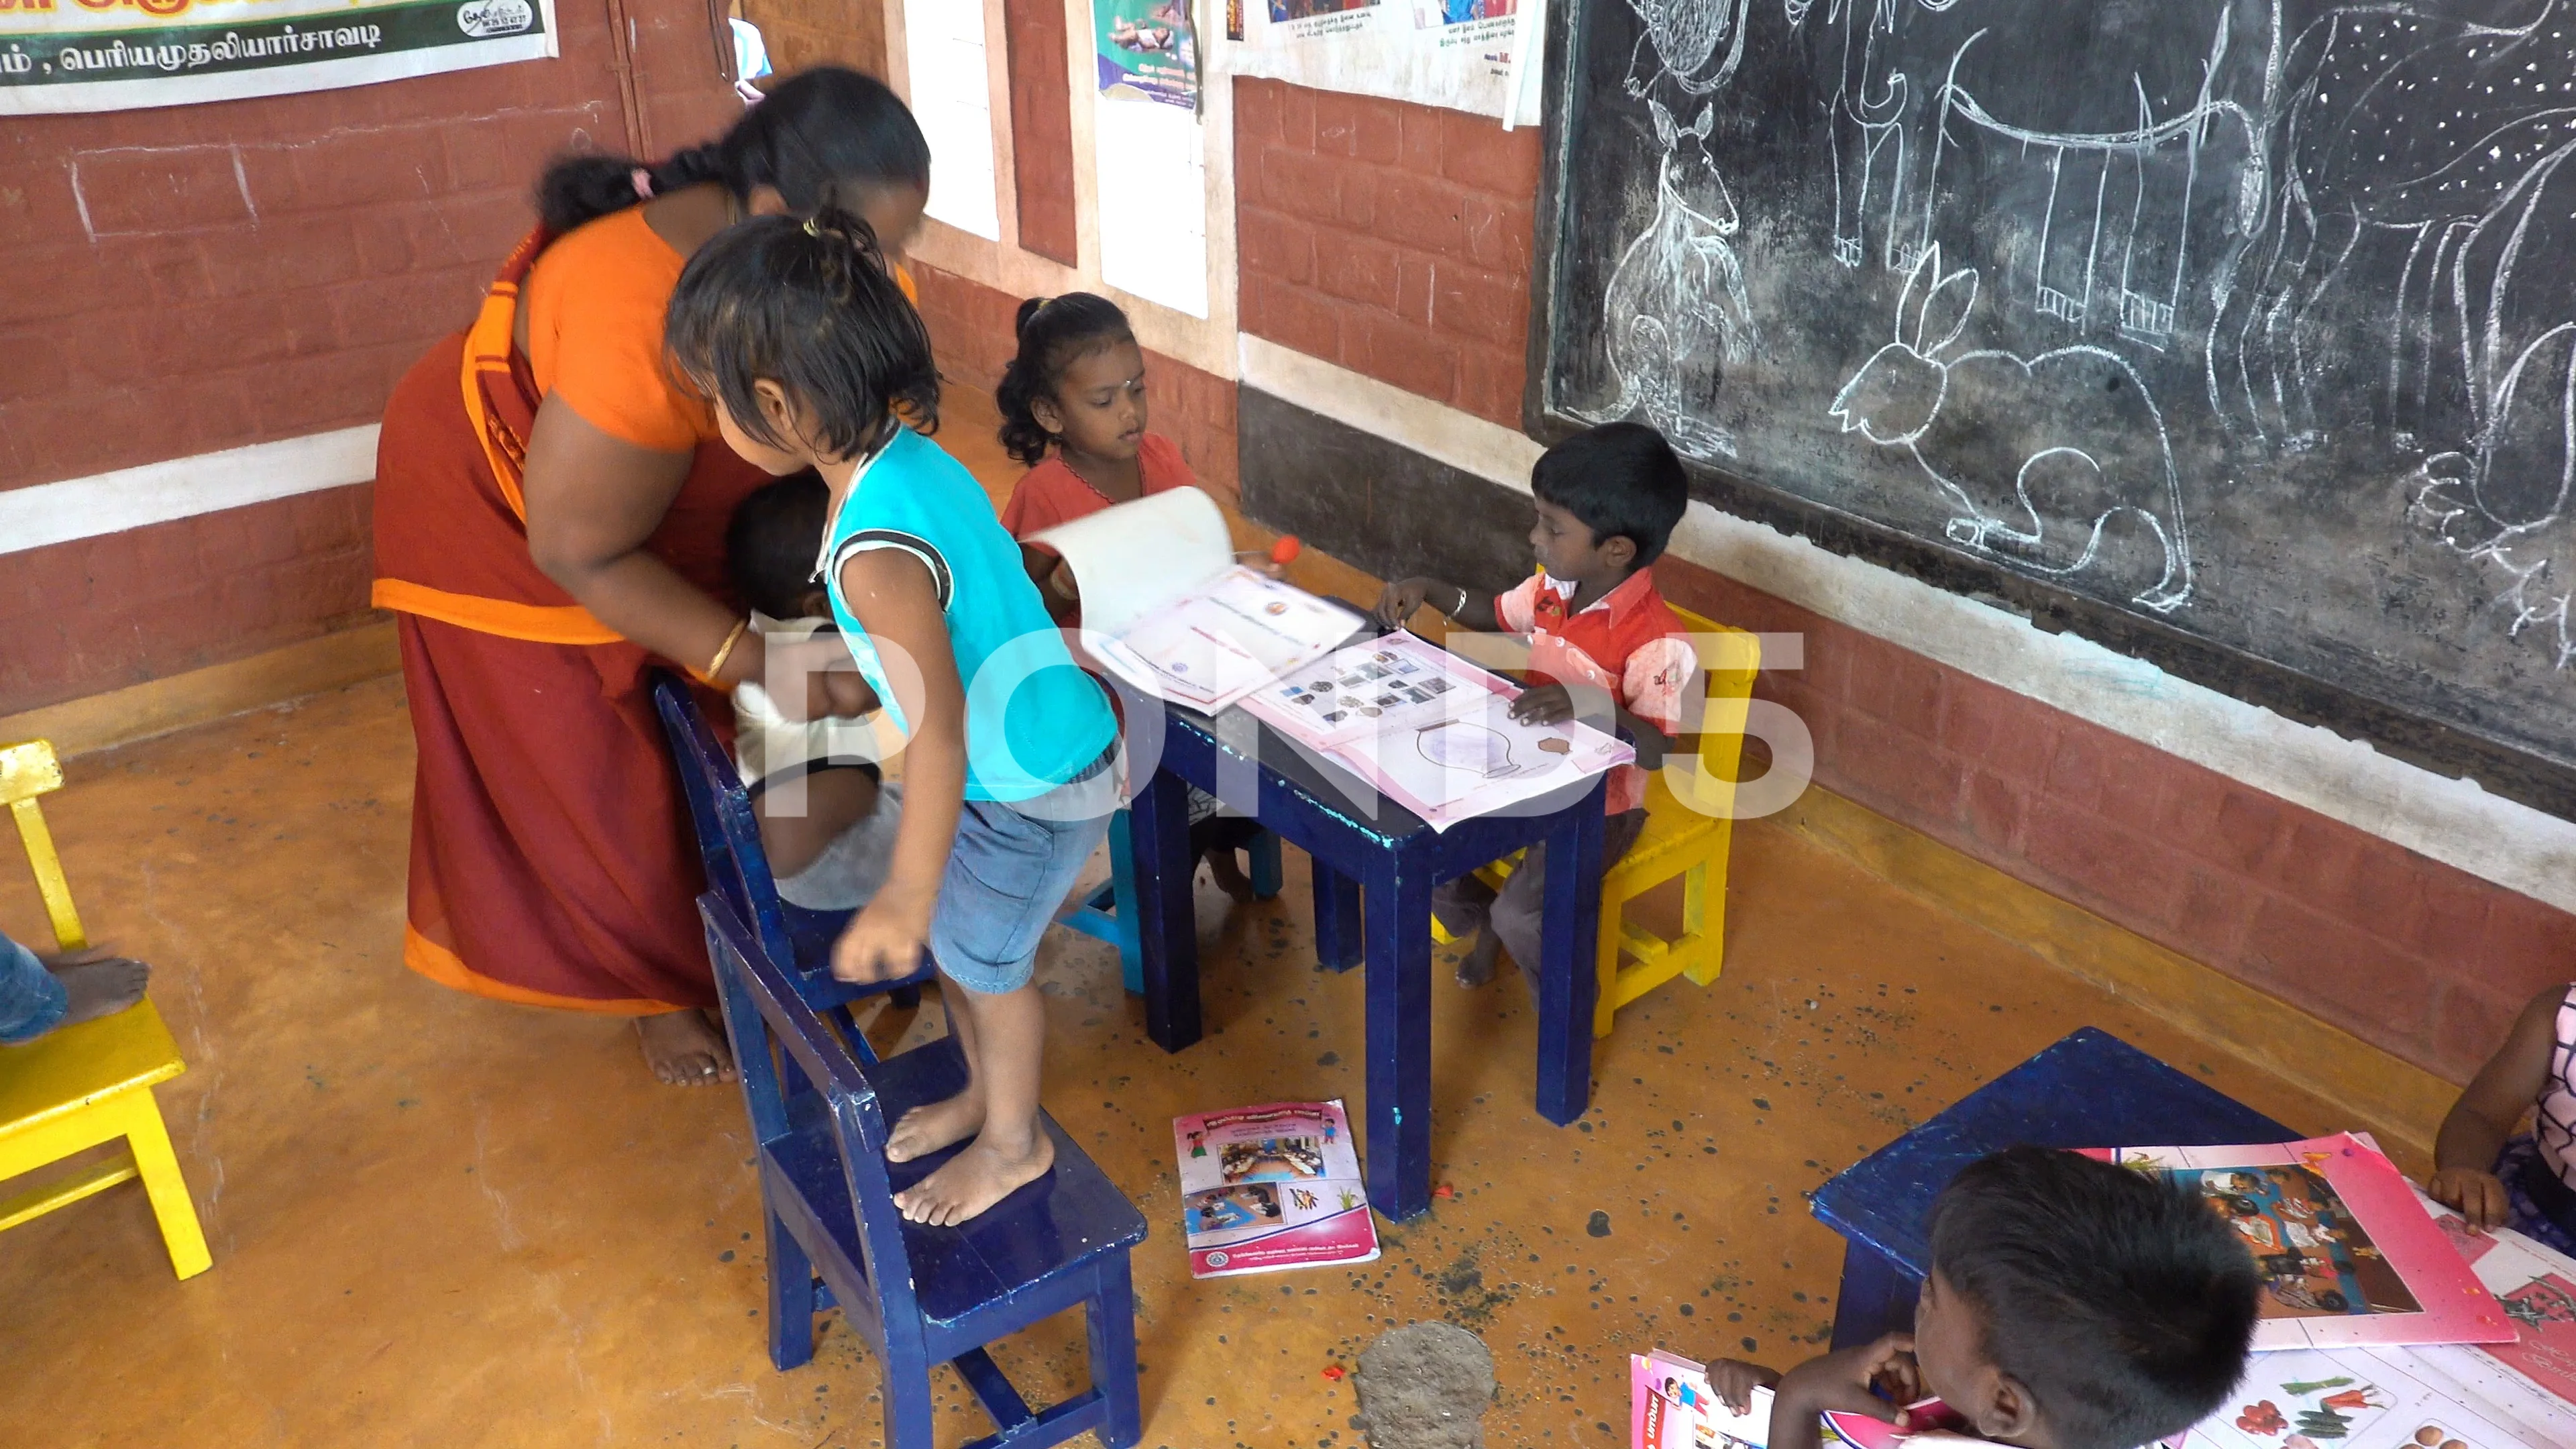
top-left (1, 739), bottom-right (87, 951)
top-left (1664, 606), bottom-right (1762, 820)
top-left (700, 890), bottom-right (920, 1319)
top-left (649, 673), bottom-right (861, 994)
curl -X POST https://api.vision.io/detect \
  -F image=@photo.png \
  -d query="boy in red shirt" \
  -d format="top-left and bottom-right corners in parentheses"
top-left (1375, 422), bottom-right (1698, 989)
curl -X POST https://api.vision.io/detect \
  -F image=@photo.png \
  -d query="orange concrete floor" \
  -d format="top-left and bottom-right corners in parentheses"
top-left (3, 400), bottom-right (2369, 1448)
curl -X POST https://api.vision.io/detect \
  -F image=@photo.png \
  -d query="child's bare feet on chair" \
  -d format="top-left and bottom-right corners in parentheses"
top-left (1203, 846), bottom-right (1257, 903)
top-left (636, 1010), bottom-right (735, 1085)
top-left (887, 1089), bottom-right (985, 1163)
top-left (47, 949), bottom-right (150, 1026)
top-left (894, 1128), bottom-right (1054, 1226)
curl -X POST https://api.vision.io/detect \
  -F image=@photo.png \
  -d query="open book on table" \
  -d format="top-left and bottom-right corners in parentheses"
top-left (1028, 488), bottom-right (1358, 714)
top-left (1240, 630), bottom-right (1634, 830)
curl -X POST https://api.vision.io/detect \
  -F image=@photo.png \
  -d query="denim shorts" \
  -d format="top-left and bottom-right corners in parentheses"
top-left (930, 749), bottom-right (1118, 994)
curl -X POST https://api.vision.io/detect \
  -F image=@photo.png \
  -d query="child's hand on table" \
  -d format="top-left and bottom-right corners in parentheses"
top-left (832, 889), bottom-right (933, 983)
top-left (2428, 1165), bottom-right (2514, 1232)
top-left (1704, 1358), bottom-right (1782, 1415)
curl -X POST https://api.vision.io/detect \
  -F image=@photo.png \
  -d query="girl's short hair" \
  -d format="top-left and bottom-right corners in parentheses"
top-left (537, 66), bottom-right (930, 234)
top-left (665, 208), bottom-right (940, 463)
top-left (995, 292), bottom-right (1136, 466)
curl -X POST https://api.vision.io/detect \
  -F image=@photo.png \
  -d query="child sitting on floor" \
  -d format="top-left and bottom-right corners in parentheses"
top-left (667, 210), bottom-right (1121, 1227)
top-left (993, 290), bottom-right (1265, 900)
top-left (723, 472), bottom-right (904, 911)
top-left (1373, 421), bottom-right (1699, 989)
top-left (1704, 1146), bottom-right (2260, 1449)
top-left (2428, 981), bottom-right (2576, 1252)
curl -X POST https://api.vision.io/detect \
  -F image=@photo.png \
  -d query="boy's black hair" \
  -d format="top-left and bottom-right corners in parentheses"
top-left (1929, 1146), bottom-right (2259, 1449)
top-left (1529, 421), bottom-right (1689, 568)
top-left (727, 470), bottom-right (830, 621)
top-left (665, 207), bottom-right (941, 460)
top-left (995, 292), bottom-right (1136, 466)
top-left (536, 67), bottom-right (930, 233)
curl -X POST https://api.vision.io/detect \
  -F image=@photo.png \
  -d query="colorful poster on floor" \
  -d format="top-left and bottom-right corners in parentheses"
top-left (1234, 0), bottom-right (1540, 123)
top-left (0, 0), bottom-right (557, 115)
top-left (1094, 0), bottom-right (1199, 109)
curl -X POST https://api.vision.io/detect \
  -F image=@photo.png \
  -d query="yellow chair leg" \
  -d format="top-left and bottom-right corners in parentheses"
top-left (1593, 894), bottom-right (1625, 1040)
top-left (9, 796), bottom-right (88, 951)
top-left (1681, 859), bottom-right (1727, 987)
top-left (115, 1092), bottom-right (211, 1279)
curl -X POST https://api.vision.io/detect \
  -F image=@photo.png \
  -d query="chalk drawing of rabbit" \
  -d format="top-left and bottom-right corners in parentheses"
top-left (1580, 99), bottom-right (1758, 462)
top-left (1829, 244), bottom-right (2196, 612)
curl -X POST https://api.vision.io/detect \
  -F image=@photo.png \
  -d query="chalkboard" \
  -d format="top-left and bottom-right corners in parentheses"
top-left (1529, 0), bottom-right (2576, 818)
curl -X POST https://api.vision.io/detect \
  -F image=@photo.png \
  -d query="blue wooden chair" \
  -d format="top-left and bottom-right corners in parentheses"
top-left (651, 672), bottom-right (932, 1011)
top-left (1058, 811), bottom-right (1285, 994)
top-left (700, 892), bottom-right (1149, 1448)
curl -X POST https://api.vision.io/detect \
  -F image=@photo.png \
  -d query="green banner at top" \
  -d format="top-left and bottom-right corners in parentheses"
top-left (0, 0), bottom-right (557, 114)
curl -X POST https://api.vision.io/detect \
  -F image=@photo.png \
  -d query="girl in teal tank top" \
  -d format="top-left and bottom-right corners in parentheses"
top-left (667, 208), bottom-right (1117, 1226)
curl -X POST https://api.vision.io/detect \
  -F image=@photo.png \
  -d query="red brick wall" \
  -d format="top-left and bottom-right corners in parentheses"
top-left (1004, 0), bottom-right (1079, 268)
top-left (910, 262), bottom-right (1240, 500)
top-left (0, 8), bottom-right (744, 715)
top-left (1233, 78), bottom-right (1537, 429)
top-left (1229, 77), bottom-right (2576, 1084)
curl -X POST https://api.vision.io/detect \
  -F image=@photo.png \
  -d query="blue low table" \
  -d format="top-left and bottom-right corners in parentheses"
top-left (1809, 1026), bottom-right (2295, 1349)
top-left (1125, 691), bottom-right (1608, 1223)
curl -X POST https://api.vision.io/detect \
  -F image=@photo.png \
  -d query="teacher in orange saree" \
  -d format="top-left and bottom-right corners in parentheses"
top-left (371, 69), bottom-right (929, 1083)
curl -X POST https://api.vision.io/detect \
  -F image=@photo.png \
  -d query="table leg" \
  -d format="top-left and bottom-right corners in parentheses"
top-left (1311, 859), bottom-right (1362, 973)
top-left (1534, 799), bottom-right (1604, 1125)
top-left (1362, 853), bottom-right (1434, 1222)
top-left (1130, 767), bottom-right (1200, 1053)
top-left (1828, 1240), bottom-right (1921, 1350)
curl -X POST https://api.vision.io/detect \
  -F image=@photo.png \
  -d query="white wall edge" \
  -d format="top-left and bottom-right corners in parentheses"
top-left (0, 425), bottom-right (378, 558)
top-left (1239, 339), bottom-right (2576, 918)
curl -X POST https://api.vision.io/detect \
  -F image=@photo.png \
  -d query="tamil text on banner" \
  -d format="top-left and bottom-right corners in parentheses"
top-left (1, 0), bottom-right (559, 115)
top-left (1095, 0), bottom-right (1199, 109)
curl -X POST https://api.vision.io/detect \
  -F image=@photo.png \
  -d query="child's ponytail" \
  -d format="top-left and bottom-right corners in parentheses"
top-left (665, 206), bottom-right (941, 460)
top-left (995, 291), bottom-right (1136, 466)
top-left (534, 66), bottom-right (930, 234)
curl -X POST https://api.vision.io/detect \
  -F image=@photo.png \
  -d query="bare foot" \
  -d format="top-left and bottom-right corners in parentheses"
top-left (894, 1129), bottom-right (1055, 1226)
top-left (1203, 845), bottom-right (1258, 903)
top-left (1453, 932), bottom-right (1499, 989)
top-left (635, 1009), bottom-right (736, 1085)
top-left (52, 955), bottom-right (150, 1026)
top-left (885, 1089), bottom-right (985, 1163)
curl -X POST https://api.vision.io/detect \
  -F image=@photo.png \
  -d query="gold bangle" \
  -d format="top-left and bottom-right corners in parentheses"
top-left (704, 616), bottom-right (751, 684)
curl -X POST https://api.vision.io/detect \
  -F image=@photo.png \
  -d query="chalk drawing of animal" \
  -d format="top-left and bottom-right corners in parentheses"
top-left (1829, 245), bottom-right (2196, 612)
top-left (1580, 99), bottom-right (1759, 462)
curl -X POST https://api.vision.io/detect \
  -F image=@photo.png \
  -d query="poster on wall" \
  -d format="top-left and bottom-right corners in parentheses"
top-left (0, 0), bottom-right (557, 115)
top-left (1235, 0), bottom-right (1541, 123)
top-left (1095, 0), bottom-right (1199, 109)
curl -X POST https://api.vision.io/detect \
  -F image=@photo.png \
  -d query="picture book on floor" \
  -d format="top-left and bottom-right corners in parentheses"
top-left (1172, 1100), bottom-right (1378, 1279)
top-left (1629, 1350), bottom-right (1772, 1449)
top-left (1240, 631), bottom-right (1635, 830)
top-left (1030, 488), bottom-right (1358, 713)
top-left (2083, 1134), bottom-right (2515, 1350)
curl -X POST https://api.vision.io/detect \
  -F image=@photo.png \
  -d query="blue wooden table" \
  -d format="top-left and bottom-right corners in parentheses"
top-left (1125, 692), bottom-right (1609, 1223)
top-left (1809, 1026), bottom-right (2294, 1349)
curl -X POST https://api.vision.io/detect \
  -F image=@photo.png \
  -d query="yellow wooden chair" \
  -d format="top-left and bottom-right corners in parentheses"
top-left (0, 739), bottom-right (211, 1279)
top-left (1438, 606), bottom-right (1760, 1037)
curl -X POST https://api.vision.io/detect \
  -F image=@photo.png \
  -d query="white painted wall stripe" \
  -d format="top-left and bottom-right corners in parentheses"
top-left (1240, 336), bottom-right (2576, 918)
top-left (0, 425), bottom-right (377, 558)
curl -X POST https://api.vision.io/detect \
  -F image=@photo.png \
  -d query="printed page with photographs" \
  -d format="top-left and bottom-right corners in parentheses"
top-left (1629, 1350), bottom-right (1772, 1449)
top-left (1241, 631), bottom-right (1635, 831)
top-left (1172, 1100), bottom-right (1379, 1279)
top-left (2085, 1134), bottom-right (2514, 1350)
top-left (2426, 1191), bottom-right (2576, 1409)
top-left (2184, 1342), bottom-right (2576, 1449)
top-left (1030, 488), bottom-right (1359, 713)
